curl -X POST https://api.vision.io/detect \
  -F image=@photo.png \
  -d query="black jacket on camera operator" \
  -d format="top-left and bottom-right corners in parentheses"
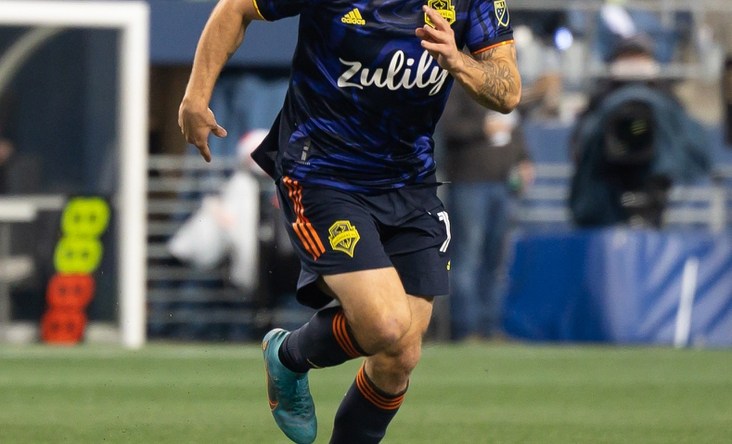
top-left (569, 35), bottom-right (711, 228)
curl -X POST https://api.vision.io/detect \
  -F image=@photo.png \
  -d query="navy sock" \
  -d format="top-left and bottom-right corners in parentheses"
top-left (330, 365), bottom-right (406, 444)
top-left (278, 306), bottom-right (367, 373)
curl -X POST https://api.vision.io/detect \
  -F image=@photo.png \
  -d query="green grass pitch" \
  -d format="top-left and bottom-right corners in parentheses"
top-left (1, 342), bottom-right (731, 443)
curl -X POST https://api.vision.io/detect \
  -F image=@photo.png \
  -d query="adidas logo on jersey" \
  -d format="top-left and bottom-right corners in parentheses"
top-left (341, 8), bottom-right (365, 25)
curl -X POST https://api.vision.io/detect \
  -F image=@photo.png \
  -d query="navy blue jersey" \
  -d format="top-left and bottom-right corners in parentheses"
top-left (253, 0), bottom-right (513, 191)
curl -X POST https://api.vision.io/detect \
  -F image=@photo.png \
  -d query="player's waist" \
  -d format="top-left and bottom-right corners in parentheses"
top-left (282, 158), bottom-right (438, 193)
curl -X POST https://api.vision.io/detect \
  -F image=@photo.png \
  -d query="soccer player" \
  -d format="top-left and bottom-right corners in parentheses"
top-left (178, 0), bottom-right (521, 442)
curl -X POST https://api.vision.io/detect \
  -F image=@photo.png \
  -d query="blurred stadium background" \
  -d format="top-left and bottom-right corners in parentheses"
top-left (1, 1), bottom-right (732, 442)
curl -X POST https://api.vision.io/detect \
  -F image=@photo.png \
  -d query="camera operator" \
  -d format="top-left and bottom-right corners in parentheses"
top-left (569, 35), bottom-right (711, 228)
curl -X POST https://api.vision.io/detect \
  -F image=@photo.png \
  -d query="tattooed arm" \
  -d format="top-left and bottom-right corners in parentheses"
top-left (178, 0), bottom-right (263, 162)
top-left (454, 44), bottom-right (521, 112)
top-left (416, 6), bottom-right (522, 113)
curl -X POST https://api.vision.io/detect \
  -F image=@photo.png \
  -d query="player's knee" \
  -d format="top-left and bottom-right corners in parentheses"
top-left (366, 310), bottom-right (412, 353)
top-left (370, 340), bottom-right (422, 386)
top-left (392, 341), bottom-right (422, 374)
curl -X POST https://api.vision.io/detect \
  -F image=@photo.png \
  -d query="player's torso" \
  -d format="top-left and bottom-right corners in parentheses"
top-left (293, 0), bottom-right (473, 109)
top-left (266, 0), bottom-right (512, 189)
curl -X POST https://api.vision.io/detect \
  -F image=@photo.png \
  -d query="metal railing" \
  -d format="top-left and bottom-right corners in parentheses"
top-left (145, 155), bottom-right (312, 340)
top-left (518, 162), bottom-right (731, 231)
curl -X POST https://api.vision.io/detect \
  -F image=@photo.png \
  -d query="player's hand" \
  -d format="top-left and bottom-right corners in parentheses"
top-left (178, 99), bottom-right (228, 163)
top-left (415, 6), bottom-right (462, 72)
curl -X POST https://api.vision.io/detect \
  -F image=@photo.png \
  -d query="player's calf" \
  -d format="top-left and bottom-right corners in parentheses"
top-left (278, 306), bottom-right (369, 373)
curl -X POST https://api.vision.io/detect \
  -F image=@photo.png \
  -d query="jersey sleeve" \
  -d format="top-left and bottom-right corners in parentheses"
top-left (253, 0), bottom-right (310, 21)
top-left (464, 0), bottom-right (514, 54)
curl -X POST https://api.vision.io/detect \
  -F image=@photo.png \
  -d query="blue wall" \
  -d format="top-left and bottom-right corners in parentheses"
top-left (505, 228), bottom-right (732, 347)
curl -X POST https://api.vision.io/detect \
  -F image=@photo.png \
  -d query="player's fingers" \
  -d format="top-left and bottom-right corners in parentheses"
top-left (419, 39), bottom-right (441, 55)
top-left (422, 6), bottom-right (449, 31)
top-left (417, 29), bottom-right (452, 58)
top-left (415, 27), bottom-right (429, 40)
top-left (416, 24), bottom-right (440, 41)
top-left (198, 143), bottom-right (212, 163)
top-left (211, 124), bottom-right (228, 138)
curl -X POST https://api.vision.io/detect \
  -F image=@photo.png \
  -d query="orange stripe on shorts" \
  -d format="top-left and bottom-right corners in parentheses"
top-left (283, 177), bottom-right (326, 260)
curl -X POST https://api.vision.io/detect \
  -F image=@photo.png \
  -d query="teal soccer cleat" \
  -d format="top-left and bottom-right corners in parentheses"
top-left (262, 328), bottom-right (317, 444)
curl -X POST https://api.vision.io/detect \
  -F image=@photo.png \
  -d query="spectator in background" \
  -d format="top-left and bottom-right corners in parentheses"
top-left (578, 34), bottom-right (672, 115)
top-left (509, 12), bottom-right (564, 120)
top-left (166, 129), bottom-right (270, 339)
top-left (440, 84), bottom-right (534, 341)
top-left (168, 129), bottom-right (268, 290)
top-left (0, 93), bottom-right (41, 194)
top-left (0, 135), bottom-right (41, 195)
top-left (0, 92), bottom-right (17, 194)
top-left (173, 128), bottom-right (302, 318)
top-left (0, 137), bottom-right (14, 193)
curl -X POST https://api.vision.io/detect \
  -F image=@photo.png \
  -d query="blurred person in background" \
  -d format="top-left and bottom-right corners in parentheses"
top-left (165, 129), bottom-right (272, 340)
top-left (0, 133), bottom-right (40, 195)
top-left (440, 84), bottom-right (534, 341)
top-left (0, 137), bottom-right (14, 194)
top-left (0, 93), bottom-right (18, 194)
top-left (178, 0), bottom-right (521, 442)
top-left (569, 35), bottom-right (710, 228)
top-left (509, 9), bottom-right (566, 120)
top-left (0, 92), bottom-right (41, 194)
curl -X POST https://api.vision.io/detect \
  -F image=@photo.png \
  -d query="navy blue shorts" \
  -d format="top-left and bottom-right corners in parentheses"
top-left (276, 176), bottom-right (452, 308)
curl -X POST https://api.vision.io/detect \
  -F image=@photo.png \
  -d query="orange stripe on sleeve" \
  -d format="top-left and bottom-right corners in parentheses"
top-left (471, 39), bottom-right (514, 55)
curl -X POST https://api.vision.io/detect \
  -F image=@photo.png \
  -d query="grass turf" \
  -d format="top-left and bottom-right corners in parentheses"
top-left (1, 343), bottom-right (731, 443)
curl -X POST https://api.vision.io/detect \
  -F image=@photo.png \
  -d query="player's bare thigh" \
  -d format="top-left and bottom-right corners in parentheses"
top-left (321, 267), bottom-right (414, 353)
